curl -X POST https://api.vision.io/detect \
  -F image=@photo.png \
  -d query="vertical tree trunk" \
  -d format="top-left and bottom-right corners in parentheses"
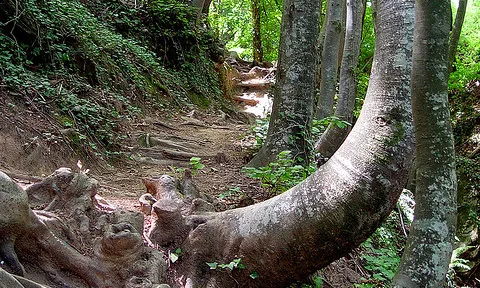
top-left (315, 3), bottom-right (329, 91)
top-left (337, 0), bottom-right (347, 71)
top-left (247, 0), bottom-right (321, 167)
top-left (202, 0), bottom-right (212, 16)
top-left (392, 0), bottom-right (457, 287)
top-left (189, 0), bottom-right (205, 23)
top-left (448, 0), bottom-right (468, 74)
top-left (316, 0), bottom-right (344, 120)
top-left (251, 0), bottom-right (264, 64)
top-left (315, 0), bottom-right (366, 158)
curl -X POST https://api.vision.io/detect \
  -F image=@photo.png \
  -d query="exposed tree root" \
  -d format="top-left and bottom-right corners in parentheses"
top-left (0, 169), bottom-right (169, 287)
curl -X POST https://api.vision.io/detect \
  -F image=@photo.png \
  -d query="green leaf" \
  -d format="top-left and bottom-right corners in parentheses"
top-left (206, 262), bottom-right (218, 269)
top-left (249, 271), bottom-right (259, 279)
top-left (170, 253), bottom-right (179, 263)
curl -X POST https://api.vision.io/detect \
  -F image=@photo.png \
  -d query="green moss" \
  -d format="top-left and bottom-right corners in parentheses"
top-left (385, 122), bottom-right (406, 147)
top-left (188, 92), bottom-right (211, 109)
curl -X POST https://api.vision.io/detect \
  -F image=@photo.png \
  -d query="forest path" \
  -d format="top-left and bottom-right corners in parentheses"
top-left (96, 110), bottom-right (265, 211)
top-left (96, 62), bottom-right (276, 212)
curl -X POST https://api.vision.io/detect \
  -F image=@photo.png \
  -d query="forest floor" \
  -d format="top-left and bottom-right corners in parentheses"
top-left (0, 63), bottom-right (367, 287)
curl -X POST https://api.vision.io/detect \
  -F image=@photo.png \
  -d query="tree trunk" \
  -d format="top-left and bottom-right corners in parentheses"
top-left (202, 0), bottom-right (212, 16)
top-left (247, 0), bottom-right (321, 167)
top-left (315, 0), bottom-right (366, 158)
top-left (448, 0), bottom-right (468, 74)
top-left (172, 0), bottom-right (415, 286)
top-left (189, 0), bottom-right (206, 23)
top-left (251, 0), bottom-right (264, 64)
top-left (315, 2), bottom-right (328, 92)
top-left (316, 0), bottom-right (344, 120)
top-left (392, 1), bottom-right (457, 287)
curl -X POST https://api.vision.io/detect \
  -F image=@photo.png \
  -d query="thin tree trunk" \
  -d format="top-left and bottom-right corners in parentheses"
top-left (252, 0), bottom-right (264, 64)
top-left (202, 0), bottom-right (212, 15)
top-left (189, 0), bottom-right (205, 21)
top-left (247, 0), bottom-right (320, 167)
top-left (315, 0), bottom-right (366, 158)
top-left (337, 0), bottom-right (347, 70)
top-left (392, 0), bottom-right (457, 287)
top-left (315, 2), bottom-right (329, 91)
top-left (174, 0), bottom-right (415, 286)
top-left (316, 0), bottom-right (344, 119)
top-left (448, 0), bottom-right (467, 74)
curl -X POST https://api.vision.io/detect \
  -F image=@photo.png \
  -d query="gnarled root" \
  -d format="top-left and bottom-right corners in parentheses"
top-left (0, 169), bottom-right (168, 287)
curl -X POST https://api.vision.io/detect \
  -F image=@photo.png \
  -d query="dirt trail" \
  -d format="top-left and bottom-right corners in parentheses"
top-left (96, 110), bottom-right (265, 211)
top-left (96, 61), bottom-right (277, 210)
top-left (0, 61), bottom-right (275, 212)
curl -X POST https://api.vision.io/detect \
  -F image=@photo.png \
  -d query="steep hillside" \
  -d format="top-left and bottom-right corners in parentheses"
top-left (0, 0), bottom-right (233, 174)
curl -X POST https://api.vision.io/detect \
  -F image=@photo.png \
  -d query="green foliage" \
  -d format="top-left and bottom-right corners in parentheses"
top-left (250, 117), bottom-right (270, 149)
top-left (178, 55), bottom-right (224, 105)
top-left (450, 245), bottom-right (474, 273)
top-left (249, 271), bottom-right (259, 279)
top-left (356, 209), bottom-right (409, 287)
top-left (169, 248), bottom-right (182, 263)
top-left (243, 151), bottom-right (315, 195)
top-left (288, 276), bottom-right (323, 288)
top-left (209, 0), bottom-right (282, 61)
top-left (206, 258), bottom-right (245, 271)
top-left (355, 3), bottom-right (375, 117)
top-left (189, 157), bottom-right (205, 174)
top-left (360, 240), bottom-right (400, 283)
top-left (0, 0), bottom-right (227, 160)
top-left (449, 1), bottom-right (480, 90)
top-left (311, 116), bottom-right (351, 135)
top-left (456, 155), bottom-right (480, 198)
top-left (218, 186), bottom-right (244, 200)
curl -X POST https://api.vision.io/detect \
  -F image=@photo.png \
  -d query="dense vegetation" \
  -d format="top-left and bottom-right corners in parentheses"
top-left (0, 0), bottom-right (226, 161)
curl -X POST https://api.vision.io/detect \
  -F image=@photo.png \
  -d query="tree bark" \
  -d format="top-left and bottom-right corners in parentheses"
top-left (173, 0), bottom-right (415, 286)
top-left (315, 2), bottom-right (328, 92)
top-left (392, 0), bottom-right (457, 287)
top-left (448, 0), bottom-right (468, 74)
top-left (251, 0), bottom-right (264, 64)
top-left (315, 0), bottom-right (366, 158)
top-left (202, 0), bottom-right (212, 16)
top-left (189, 0), bottom-right (207, 23)
top-left (316, 0), bottom-right (344, 120)
top-left (247, 0), bottom-right (321, 167)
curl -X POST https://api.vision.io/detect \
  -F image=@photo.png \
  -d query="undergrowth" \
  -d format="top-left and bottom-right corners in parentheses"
top-left (0, 0), bottom-right (227, 162)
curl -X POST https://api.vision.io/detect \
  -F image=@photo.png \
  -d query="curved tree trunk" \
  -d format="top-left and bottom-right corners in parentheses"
top-left (448, 0), bottom-right (468, 74)
top-left (247, 0), bottom-right (321, 167)
top-left (171, 0), bottom-right (415, 286)
top-left (315, 0), bottom-right (366, 158)
top-left (316, 0), bottom-right (344, 120)
top-left (392, 1), bottom-right (457, 287)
